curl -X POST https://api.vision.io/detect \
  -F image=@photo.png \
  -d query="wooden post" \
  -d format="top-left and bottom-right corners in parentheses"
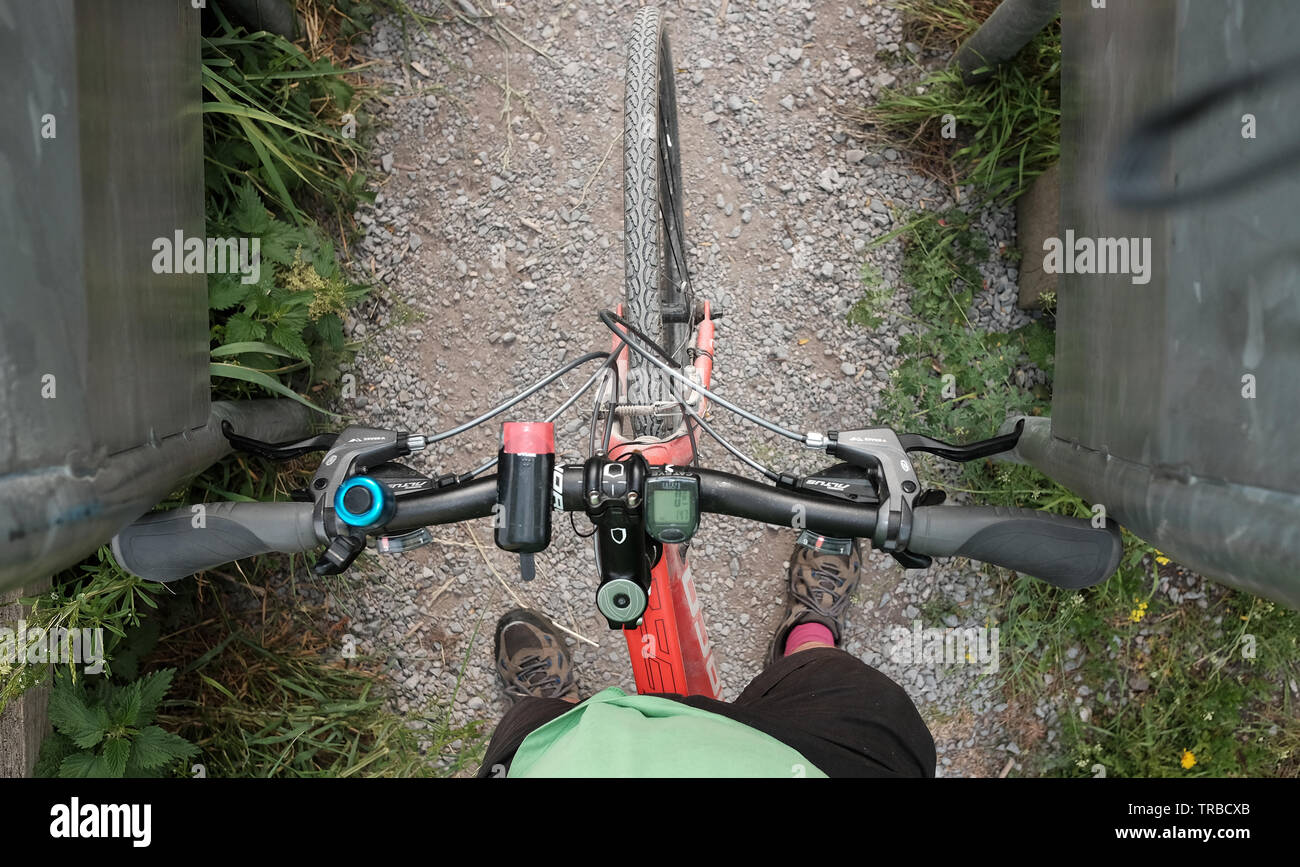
top-left (1015, 163), bottom-right (1060, 309)
top-left (0, 578), bottom-right (52, 778)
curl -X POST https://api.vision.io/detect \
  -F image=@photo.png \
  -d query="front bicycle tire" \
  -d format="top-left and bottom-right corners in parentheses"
top-left (624, 5), bottom-right (693, 439)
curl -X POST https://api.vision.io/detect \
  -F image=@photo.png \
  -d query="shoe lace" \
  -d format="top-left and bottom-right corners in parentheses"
top-left (801, 559), bottom-right (853, 616)
top-left (513, 654), bottom-right (563, 694)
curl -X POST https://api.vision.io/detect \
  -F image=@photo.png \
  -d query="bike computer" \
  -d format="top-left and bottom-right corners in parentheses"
top-left (644, 474), bottom-right (700, 543)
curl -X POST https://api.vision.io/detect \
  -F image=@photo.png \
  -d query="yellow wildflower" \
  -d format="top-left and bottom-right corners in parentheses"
top-left (1180, 750), bottom-right (1196, 769)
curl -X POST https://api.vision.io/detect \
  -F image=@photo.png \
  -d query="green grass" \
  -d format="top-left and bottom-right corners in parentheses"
top-left (201, 0), bottom-right (381, 413)
top-left (1004, 564), bottom-right (1300, 778)
top-left (14, 524), bottom-right (486, 780)
top-left (893, 0), bottom-right (1000, 53)
top-left (862, 5), bottom-right (1060, 202)
top-left (867, 208), bottom-right (988, 323)
top-left (1, 548), bottom-right (166, 714)
top-left (856, 1), bottom-right (1299, 778)
top-left (855, 203), bottom-right (1300, 777)
top-left (202, 2), bottom-right (372, 225)
top-left (847, 263), bottom-right (893, 329)
top-left (860, 206), bottom-right (1052, 445)
top-left (206, 181), bottom-right (369, 415)
top-left (145, 576), bottom-right (487, 778)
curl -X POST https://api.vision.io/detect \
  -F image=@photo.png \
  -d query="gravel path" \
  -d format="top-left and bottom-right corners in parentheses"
top-left (334, 0), bottom-right (1042, 777)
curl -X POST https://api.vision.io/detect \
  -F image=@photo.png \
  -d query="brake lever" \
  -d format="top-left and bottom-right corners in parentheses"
top-left (898, 419), bottom-right (1023, 462)
top-left (307, 427), bottom-right (428, 574)
top-left (225, 421), bottom-right (429, 574)
top-left (313, 533), bottom-right (367, 575)
top-left (890, 549), bottom-right (932, 569)
top-left (823, 428), bottom-right (919, 554)
top-left (222, 420), bottom-right (339, 460)
top-left (816, 425), bottom-right (987, 557)
top-left (887, 489), bottom-right (944, 570)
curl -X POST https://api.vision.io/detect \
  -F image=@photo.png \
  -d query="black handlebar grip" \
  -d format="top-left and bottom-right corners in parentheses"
top-left (111, 502), bottom-right (320, 581)
top-left (908, 506), bottom-right (1123, 589)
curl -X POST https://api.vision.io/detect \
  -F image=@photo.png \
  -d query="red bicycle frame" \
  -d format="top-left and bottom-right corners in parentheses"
top-left (604, 303), bottom-right (722, 698)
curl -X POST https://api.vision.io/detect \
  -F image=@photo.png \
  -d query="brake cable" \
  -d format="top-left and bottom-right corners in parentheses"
top-left (681, 402), bottom-right (779, 481)
top-left (421, 351), bottom-right (610, 446)
top-left (465, 347), bottom-right (624, 479)
top-left (599, 310), bottom-right (809, 444)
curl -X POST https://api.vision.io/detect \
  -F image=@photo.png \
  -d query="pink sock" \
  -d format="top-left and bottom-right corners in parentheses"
top-left (784, 622), bottom-right (834, 656)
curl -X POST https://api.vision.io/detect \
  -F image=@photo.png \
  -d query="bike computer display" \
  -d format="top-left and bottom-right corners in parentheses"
top-left (644, 474), bottom-right (699, 543)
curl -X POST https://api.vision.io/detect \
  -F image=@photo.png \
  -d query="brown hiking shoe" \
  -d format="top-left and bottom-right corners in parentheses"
top-left (766, 540), bottom-right (863, 667)
top-left (494, 608), bottom-right (580, 704)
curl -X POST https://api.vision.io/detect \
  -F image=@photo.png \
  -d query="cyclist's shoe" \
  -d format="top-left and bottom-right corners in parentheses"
top-left (766, 541), bottom-right (863, 667)
top-left (494, 608), bottom-right (580, 704)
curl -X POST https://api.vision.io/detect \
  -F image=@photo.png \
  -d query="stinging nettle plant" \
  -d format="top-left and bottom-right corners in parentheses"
top-left (36, 668), bottom-right (198, 778)
top-left (207, 182), bottom-right (369, 416)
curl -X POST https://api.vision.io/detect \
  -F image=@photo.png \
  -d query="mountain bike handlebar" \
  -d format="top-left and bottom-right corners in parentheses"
top-left (112, 466), bottom-right (1122, 589)
top-left (907, 505), bottom-right (1120, 590)
top-left (111, 501), bottom-right (318, 583)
